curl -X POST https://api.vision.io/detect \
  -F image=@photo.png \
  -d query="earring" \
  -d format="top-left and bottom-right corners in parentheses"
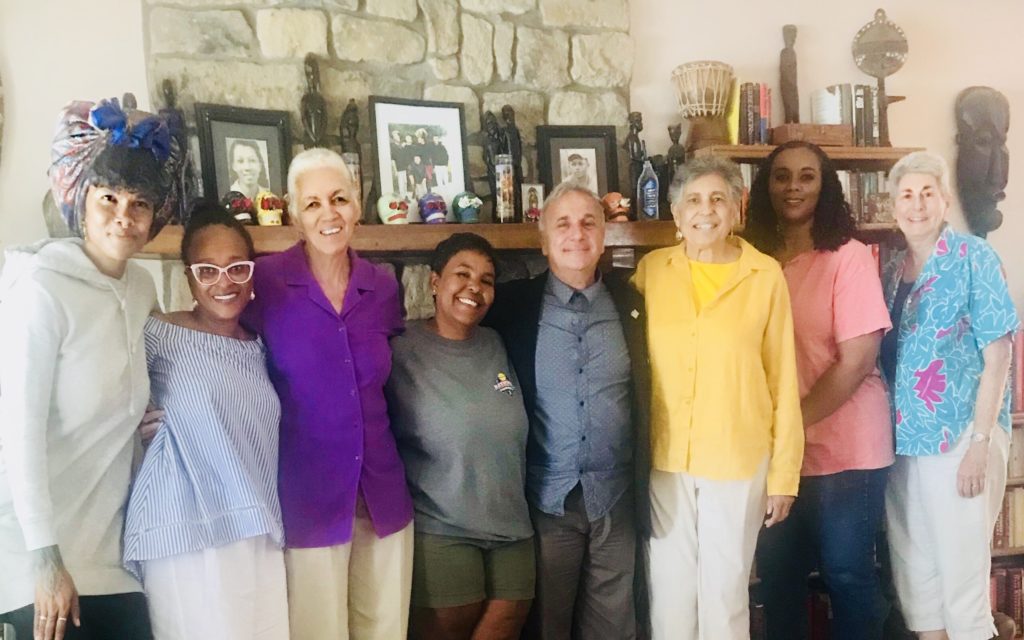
top-left (674, 228), bottom-right (683, 242)
top-left (250, 291), bottom-right (256, 301)
top-left (431, 288), bottom-right (437, 295)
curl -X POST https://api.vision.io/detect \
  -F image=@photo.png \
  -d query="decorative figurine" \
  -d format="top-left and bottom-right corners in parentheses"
top-left (666, 123), bottom-right (686, 182)
top-left (419, 192), bottom-right (448, 224)
top-left (376, 193), bottom-right (411, 224)
top-left (624, 112), bottom-right (645, 215)
top-left (523, 184), bottom-right (542, 223)
top-left (340, 99), bottom-right (359, 154)
top-left (122, 92), bottom-right (138, 110)
top-left (452, 191), bottom-right (483, 223)
top-left (158, 79), bottom-right (196, 224)
top-left (852, 8), bottom-right (908, 147)
top-left (301, 53), bottom-right (327, 148)
top-left (254, 190), bottom-right (285, 226)
top-left (482, 111), bottom-right (504, 208)
top-left (220, 190), bottom-right (255, 225)
top-left (601, 192), bottom-right (631, 223)
top-left (780, 25), bottom-right (799, 124)
top-left (956, 86), bottom-right (1009, 237)
top-left (501, 105), bottom-right (523, 218)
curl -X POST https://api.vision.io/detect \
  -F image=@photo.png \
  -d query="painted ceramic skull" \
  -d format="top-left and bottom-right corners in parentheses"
top-left (376, 193), bottom-right (410, 224)
top-left (452, 191), bottom-right (483, 223)
top-left (418, 193), bottom-right (448, 224)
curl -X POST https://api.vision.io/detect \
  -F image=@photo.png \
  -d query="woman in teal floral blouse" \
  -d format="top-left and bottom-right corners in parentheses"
top-left (881, 151), bottom-right (1018, 640)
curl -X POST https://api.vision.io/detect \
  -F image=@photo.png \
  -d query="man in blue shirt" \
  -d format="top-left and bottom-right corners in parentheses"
top-left (485, 182), bottom-right (650, 639)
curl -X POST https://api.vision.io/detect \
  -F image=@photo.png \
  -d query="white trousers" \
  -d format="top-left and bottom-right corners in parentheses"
top-left (647, 458), bottom-right (769, 640)
top-left (886, 426), bottom-right (1009, 640)
top-left (285, 517), bottom-right (414, 640)
top-left (143, 534), bottom-right (289, 640)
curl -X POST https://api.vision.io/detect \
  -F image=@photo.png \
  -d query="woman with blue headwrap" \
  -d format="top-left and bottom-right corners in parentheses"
top-left (0, 97), bottom-right (184, 640)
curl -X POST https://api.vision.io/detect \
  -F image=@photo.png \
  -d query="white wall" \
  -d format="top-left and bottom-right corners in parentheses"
top-left (631, 0), bottom-right (1024, 310)
top-left (0, 0), bottom-right (149, 256)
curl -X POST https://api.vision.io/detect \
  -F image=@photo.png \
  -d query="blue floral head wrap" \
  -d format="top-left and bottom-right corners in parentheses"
top-left (48, 97), bottom-right (187, 238)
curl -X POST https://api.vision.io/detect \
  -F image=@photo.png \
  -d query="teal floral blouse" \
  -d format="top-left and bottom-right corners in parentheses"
top-left (883, 225), bottom-right (1019, 456)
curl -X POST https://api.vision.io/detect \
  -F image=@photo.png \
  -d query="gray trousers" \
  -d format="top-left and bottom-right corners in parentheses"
top-left (527, 485), bottom-right (637, 640)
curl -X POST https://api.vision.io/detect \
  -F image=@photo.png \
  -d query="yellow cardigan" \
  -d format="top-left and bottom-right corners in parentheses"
top-left (632, 239), bottom-right (804, 496)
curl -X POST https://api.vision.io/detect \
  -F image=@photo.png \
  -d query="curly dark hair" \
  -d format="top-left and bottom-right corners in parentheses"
top-left (429, 232), bottom-right (498, 277)
top-left (743, 140), bottom-right (856, 256)
top-left (181, 200), bottom-right (256, 265)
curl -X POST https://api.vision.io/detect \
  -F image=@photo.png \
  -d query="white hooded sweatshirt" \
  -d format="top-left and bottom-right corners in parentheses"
top-left (0, 238), bottom-right (155, 613)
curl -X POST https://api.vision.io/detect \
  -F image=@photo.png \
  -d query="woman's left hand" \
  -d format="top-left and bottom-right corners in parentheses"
top-left (957, 442), bottom-right (989, 499)
top-left (764, 495), bottom-right (795, 527)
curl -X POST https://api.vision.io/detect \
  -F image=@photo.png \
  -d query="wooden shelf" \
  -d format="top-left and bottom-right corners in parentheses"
top-left (140, 220), bottom-right (679, 258)
top-left (1006, 476), bottom-right (1024, 488)
top-left (1014, 412), bottom-right (1024, 426)
top-left (695, 144), bottom-right (923, 169)
top-left (992, 547), bottom-right (1024, 558)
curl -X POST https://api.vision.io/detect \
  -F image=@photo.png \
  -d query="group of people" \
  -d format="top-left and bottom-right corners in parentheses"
top-left (389, 129), bottom-right (450, 200)
top-left (0, 96), bottom-right (1017, 640)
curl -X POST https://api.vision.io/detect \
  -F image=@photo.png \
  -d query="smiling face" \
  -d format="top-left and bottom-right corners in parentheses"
top-left (231, 142), bottom-right (261, 188)
top-left (541, 189), bottom-right (605, 280)
top-left (769, 147), bottom-right (822, 226)
top-left (82, 184), bottom-right (155, 267)
top-left (186, 224), bottom-right (254, 325)
top-left (674, 173), bottom-right (738, 252)
top-left (894, 172), bottom-right (949, 244)
top-left (430, 249), bottom-right (495, 338)
top-left (294, 165), bottom-right (361, 257)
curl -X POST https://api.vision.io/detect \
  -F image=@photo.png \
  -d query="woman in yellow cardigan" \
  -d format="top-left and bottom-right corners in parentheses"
top-left (633, 156), bottom-right (804, 640)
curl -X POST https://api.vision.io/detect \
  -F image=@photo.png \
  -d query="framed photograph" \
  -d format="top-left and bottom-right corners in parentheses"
top-left (536, 125), bottom-right (618, 195)
top-left (195, 103), bottom-right (292, 201)
top-left (369, 96), bottom-right (470, 208)
top-left (521, 183), bottom-right (544, 220)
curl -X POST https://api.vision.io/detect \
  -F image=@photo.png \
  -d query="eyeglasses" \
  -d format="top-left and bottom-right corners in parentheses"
top-left (187, 261), bottom-right (255, 286)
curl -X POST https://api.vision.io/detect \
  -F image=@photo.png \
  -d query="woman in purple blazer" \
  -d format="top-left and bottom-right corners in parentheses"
top-left (243, 148), bottom-right (414, 640)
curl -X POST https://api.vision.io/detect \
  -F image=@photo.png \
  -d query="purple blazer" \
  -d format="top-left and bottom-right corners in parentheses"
top-left (244, 243), bottom-right (413, 548)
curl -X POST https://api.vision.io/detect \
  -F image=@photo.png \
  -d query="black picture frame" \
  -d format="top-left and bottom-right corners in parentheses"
top-left (369, 96), bottom-right (471, 209)
top-left (536, 125), bottom-right (619, 195)
top-left (195, 103), bottom-right (292, 201)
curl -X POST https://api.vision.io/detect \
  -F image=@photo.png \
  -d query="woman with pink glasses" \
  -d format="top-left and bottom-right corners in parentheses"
top-left (123, 203), bottom-right (288, 640)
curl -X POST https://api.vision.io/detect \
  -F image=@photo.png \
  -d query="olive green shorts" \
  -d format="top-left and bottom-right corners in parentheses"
top-left (411, 532), bottom-right (535, 608)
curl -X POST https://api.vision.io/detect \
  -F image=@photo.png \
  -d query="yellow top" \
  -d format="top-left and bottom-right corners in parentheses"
top-left (632, 239), bottom-right (804, 496)
top-left (689, 259), bottom-right (737, 313)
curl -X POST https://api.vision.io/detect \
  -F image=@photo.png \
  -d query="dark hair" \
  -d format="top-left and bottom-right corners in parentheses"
top-left (229, 139), bottom-right (269, 186)
top-left (429, 232), bottom-right (498, 276)
top-left (83, 144), bottom-right (167, 217)
top-left (180, 201), bottom-right (256, 265)
top-left (743, 140), bottom-right (856, 255)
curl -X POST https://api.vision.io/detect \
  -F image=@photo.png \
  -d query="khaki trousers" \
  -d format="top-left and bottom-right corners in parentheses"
top-left (285, 518), bottom-right (414, 640)
top-left (647, 457), bottom-right (769, 640)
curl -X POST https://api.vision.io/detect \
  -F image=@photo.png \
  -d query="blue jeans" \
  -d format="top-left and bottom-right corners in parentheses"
top-left (755, 467), bottom-right (890, 640)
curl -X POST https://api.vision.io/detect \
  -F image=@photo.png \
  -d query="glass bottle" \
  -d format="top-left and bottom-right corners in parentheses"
top-left (637, 159), bottom-right (659, 221)
top-left (494, 153), bottom-right (515, 223)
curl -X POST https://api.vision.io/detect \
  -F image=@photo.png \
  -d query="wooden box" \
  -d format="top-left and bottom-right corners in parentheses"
top-left (771, 124), bottom-right (853, 147)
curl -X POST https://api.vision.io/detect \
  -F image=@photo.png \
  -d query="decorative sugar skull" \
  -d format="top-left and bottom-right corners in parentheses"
top-left (419, 193), bottom-right (448, 224)
top-left (220, 190), bottom-right (255, 225)
top-left (452, 191), bottom-right (483, 223)
top-left (255, 190), bottom-right (285, 226)
top-left (377, 193), bottom-right (410, 224)
top-left (601, 192), bottom-right (631, 223)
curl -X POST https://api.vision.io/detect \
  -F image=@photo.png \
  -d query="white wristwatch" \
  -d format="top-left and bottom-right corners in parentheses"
top-left (970, 432), bottom-right (991, 444)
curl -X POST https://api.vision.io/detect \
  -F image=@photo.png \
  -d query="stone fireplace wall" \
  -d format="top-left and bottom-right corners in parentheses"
top-left (144, 0), bottom-right (634, 213)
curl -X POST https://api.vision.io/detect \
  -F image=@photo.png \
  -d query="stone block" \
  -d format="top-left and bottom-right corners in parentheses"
top-left (149, 8), bottom-right (253, 56)
top-left (332, 15), bottom-right (425, 65)
top-left (460, 13), bottom-right (494, 86)
top-left (420, 0), bottom-right (459, 56)
top-left (493, 19), bottom-right (514, 81)
top-left (571, 33), bottom-right (633, 87)
top-left (366, 0), bottom-right (418, 21)
top-left (515, 27), bottom-right (569, 91)
top-left (257, 9), bottom-right (328, 59)
top-left (539, 0), bottom-right (628, 30)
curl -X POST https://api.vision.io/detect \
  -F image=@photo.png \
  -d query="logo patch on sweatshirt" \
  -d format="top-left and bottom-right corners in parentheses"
top-left (493, 372), bottom-right (516, 395)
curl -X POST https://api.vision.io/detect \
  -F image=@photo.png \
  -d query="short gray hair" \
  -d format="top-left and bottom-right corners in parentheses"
top-left (887, 151), bottom-right (952, 199)
top-left (670, 156), bottom-right (744, 207)
top-left (286, 147), bottom-right (357, 209)
top-left (537, 179), bottom-right (604, 233)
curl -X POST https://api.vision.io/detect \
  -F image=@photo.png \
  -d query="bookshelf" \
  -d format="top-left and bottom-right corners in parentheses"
top-left (140, 220), bottom-right (679, 258)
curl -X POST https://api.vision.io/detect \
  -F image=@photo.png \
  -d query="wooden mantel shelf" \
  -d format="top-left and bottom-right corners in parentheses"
top-left (140, 220), bottom-right (680, 258)
top-left (695, 145), bottom-right (923, 169)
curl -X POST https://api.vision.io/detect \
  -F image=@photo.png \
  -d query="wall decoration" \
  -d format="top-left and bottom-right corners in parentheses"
top-left (536, 125), bottom-right (619, 196)
top-left (369, 96), bottom-right (470, 210)
top-left (195, 103), bottom-right (292, 202)
top-left (521, 183), bottom-right (544, 222)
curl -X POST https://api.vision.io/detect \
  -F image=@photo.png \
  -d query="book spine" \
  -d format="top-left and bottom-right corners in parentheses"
top-left (840, 84), bottom-right (853, 125)
top-left (871, 85), bottom-right (880, 145)
top-left (1012, 568), bottom-right (1024, 634)
top-left (1013, 331), bottom-right (1023, 412)
top-left (854, 85), bottom-right (866, 147)
top-left (995, 493), bottom-right (1008, 548)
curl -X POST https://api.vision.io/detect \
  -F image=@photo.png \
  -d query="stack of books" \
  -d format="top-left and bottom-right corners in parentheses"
top-left (738, 82), bottom-right (772, 145)
top-left (810, 84), bottom-right (881, 147)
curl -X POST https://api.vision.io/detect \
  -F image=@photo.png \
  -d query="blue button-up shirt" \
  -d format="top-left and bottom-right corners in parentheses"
top-left (531, 273), bottom-right (632, 519)
top-left (883, 226), bottom-right (1019, 456)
